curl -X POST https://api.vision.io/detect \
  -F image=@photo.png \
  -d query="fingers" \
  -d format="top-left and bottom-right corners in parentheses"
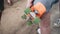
top-left (26, 0), bottom-right (33, 8)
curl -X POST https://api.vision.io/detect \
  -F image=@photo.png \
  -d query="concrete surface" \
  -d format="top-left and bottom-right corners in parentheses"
top-left (50, 3), bottom-right (60, 34)
top-left (0, 0), bottom-right (59, 34)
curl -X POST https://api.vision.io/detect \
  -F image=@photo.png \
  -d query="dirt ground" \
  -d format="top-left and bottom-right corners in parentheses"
top-left (0, 0), bottom-right (59, 34)
top-left (0, 0), bottom-right (38, 34)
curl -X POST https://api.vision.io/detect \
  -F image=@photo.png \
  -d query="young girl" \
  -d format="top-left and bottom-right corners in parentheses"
top-left (26, 0), bottom-right (59, 34)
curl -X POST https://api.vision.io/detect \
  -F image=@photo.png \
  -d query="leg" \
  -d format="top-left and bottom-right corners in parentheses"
top-left (40, 12), bottom-right (50, 34)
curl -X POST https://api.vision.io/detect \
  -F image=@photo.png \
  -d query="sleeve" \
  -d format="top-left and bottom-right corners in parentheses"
top-left (34, 0), bottom-right (59, 12)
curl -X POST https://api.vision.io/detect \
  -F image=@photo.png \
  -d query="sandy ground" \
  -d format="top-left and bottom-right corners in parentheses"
top-left (0, 0), bottom-right (59, 34)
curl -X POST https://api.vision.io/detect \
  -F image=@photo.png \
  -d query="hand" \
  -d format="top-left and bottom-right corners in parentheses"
top-left (26, 0), bottom-right (33, 8)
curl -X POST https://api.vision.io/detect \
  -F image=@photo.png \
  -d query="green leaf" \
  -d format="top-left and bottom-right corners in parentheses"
top-left (27, 21), bottom-right (33, 26)
top-left (33, 17), bottom-right (41, 24)
top-left (21, 14), bottom-right (27, 19)
top-left (24, 8), bottom-right (31, 14)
